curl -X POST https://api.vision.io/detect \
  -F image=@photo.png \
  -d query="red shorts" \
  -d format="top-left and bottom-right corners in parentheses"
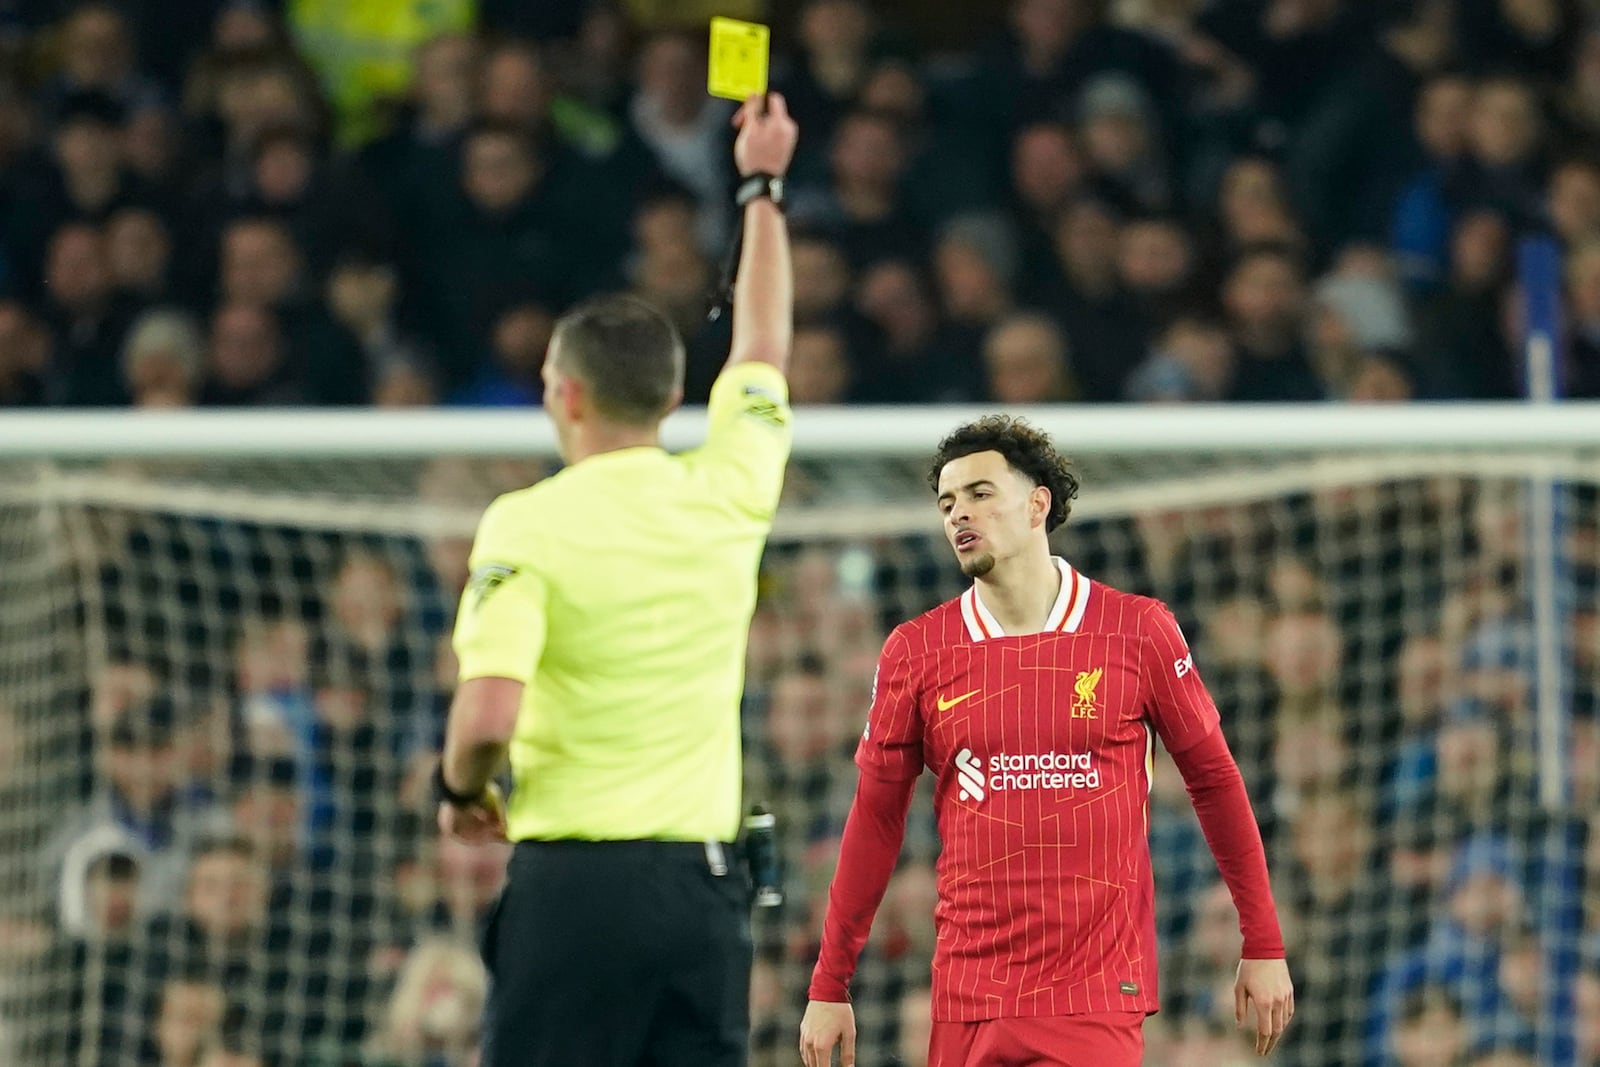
top-left (927, 1011), bottom-right (1145, 1067)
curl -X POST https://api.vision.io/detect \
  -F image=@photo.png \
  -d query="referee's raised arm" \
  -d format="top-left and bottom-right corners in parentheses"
top-left (727, 93), bottom-right (798, 375)
top-left (434, 93), bottom-right (799, 1067)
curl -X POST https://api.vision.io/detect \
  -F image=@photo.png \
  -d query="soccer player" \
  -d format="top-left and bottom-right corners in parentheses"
top-left (433, 93), bottom-right (798, 1067)
top-left (799, 416), bottom-right (1294, 1067)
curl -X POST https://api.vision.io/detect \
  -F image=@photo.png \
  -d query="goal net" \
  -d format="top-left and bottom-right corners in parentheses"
top-left (0, 407), bottom-right (1594, 1067)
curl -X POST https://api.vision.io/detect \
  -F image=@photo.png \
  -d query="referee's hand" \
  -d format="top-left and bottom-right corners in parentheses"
top-left (733, 91), bottom-right (798, 178)
top-left (799, 1000), bottom-right (855, 1067)
top-left (438, 782), bottom-right (508, 844)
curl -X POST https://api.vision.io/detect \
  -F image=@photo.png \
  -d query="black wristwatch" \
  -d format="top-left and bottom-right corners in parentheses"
top-left (735, 172), bottom-right (785, 211)
top-left (432, 760), bottom-right (482, 806)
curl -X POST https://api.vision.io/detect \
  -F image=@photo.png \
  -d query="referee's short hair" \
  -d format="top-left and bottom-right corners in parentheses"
top-left (551, 295), bottom-right (684, 426)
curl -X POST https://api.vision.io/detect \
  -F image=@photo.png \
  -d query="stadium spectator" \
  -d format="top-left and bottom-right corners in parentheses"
top-left (104, 206), bottom-right (173, 301)
top-left (1221, 244), bottom-right (1324, 401)
top-left (1009, 122), bottom-right (1088, 267)
top-left (476, 41), bottom-right (549, 134)
top-left (1547, 157), bottom-right (1600, 248)
top-left (786, 323), bottom-right (853, 404)
top-left (1148, 748), bottom-right (1219, 952)
top-left (286, 0), bottom-right (474, 148)
top-left (790, 233), bottom-right (853, 326)
top-left (1040, 197), bottom-right (1150, 399)
top-left (38, 3), bottom-right (165, 122)
top-left (14, 89), bottom-right (144, 267)
top-left (363, 937), bottom-right (487, 1067)
top-left (324, 250), bottom-right (418, 392)
top-left (0, 299), bottom-right (52, 406)
top-left (1280, 788), bottom-right (1388, 1067)
top-left (120, 307), bottom-right (204, 408)
top-left (1410, 209), bottom-right (1519, 398)
top-left (361, 32), bottom-right (480, 222)
top-left (1118, 215), bottom-right (1199, 326)
top-left (40, 221), bottom-right (137, 406)
top-left (225, 754), bottom-right (309, 881)
top-left (201, 303), bottom-right (299, 406)
top-left (1216, 157), bottom-right (1307, 258)
top-left (372, 360), bottom-right (439, 407)
top-left (152, 973), bottom-right (227, 1067)
top-left (929, 217), bottom-right (1017, 383)
top-left (1392, 70), bottom-right (1477, 292)
top-left (630, 32), bottom-right (735, 251)
top-left (981, 311), bottom-right (1076, 404)
top-left (775, 0), bottom-right (879, 164)
top-left (792, 108), bottom-right (921, 268)
top-left (449, 296), bottom-right (554, 407)
top-left (1578, 964), bottom-right (1600, 1066)
top-left (57, 827), bottom-right (144, 941)
top-left (1371, 834), bottom-right (1532, 1064)
top-left (416, 120), bottom-right (573, 382)
top-left (1077, 73), bottom-right (1172, 215)
top-left (1565, 238), bottom-right (1600, 397)
top-left (1555, 26), bottom-right (1600, 153)
top-left (1389, 985), bottom-right (1470, 1067)
top-left (46, 697), bottom-right (220, 914)
top-left (1166, 879), bottom-right (1251, 1028)
top-left (852, 258), bottom-right (976, 402)
top-left (628, 219), bottom-right (715, 342)
top-left (1124, 315), bottom-right (1234, 402)
top-left (197, 1036), bottom-right (266, 1067)
top-left (548, 1), bottom-right (634, 116)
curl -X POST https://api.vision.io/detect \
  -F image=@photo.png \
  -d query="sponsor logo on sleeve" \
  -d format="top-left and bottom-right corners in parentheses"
top-left (740, 384), bottom-right (787, 426)
top-left (467, 563), bottom-right (517, 609)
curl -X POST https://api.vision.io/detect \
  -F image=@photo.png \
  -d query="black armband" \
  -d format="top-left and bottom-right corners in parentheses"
top-left (433, 760), bottom-right (482, 806)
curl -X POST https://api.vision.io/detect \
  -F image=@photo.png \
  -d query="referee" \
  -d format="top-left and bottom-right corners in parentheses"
top-left (434, 93), bottom-right (799, 1067)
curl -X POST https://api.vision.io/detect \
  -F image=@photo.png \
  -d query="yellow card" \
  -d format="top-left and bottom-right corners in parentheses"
top-left (707, 16), bottom-right (770, 102)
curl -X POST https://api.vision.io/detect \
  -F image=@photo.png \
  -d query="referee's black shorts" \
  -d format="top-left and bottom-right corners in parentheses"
top-left (479, 838), bottom-right (752, 1067)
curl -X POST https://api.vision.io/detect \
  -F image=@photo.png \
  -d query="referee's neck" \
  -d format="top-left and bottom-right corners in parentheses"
top-left (565, 424), bottom-right (664, 464)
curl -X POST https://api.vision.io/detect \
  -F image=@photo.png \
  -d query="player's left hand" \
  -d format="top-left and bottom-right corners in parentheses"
top-left (438, 781), bottom-right (508, 844)
top-left (1235, 957), bottom-right (1293, 1056)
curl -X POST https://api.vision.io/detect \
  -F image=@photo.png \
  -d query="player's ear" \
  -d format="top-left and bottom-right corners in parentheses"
top-left (1030, 484), bottom-right (1051, 528)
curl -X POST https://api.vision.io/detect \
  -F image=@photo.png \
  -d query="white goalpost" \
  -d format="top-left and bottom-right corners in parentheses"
top-left (0, 403), bottom-right (1594, 1067)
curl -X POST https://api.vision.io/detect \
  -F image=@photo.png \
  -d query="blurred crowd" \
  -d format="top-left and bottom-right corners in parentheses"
top-left (2, 0), bottom-right (1600, 1065)
top-left (0, 453), bottom-right (1596, 1067)
top-left (1, 0), bottom-right (1600, 408)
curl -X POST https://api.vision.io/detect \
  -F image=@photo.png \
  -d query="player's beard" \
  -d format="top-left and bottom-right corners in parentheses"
top-left (959, 551), bottom-right (996, 578)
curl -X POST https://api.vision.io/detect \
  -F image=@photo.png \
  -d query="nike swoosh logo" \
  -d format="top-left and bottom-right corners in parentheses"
top-left (936, 689), bottom-right (980, 712)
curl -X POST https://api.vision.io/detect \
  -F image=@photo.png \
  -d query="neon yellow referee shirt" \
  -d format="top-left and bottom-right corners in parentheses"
top-left (451, 362), bottom-right (792, 843)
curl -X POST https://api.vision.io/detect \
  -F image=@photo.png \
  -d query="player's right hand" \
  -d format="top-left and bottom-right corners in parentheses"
top-left (799, 999), bottom-right (856, 1067)
top-left (733, 91), bottom-right (798, 178)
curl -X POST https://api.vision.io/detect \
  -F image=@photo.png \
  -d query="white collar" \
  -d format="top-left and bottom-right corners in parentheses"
top-left (960, 557), bottom-right (1091, 641)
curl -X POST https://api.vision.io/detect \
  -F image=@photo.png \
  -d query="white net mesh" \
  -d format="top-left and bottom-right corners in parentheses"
top-left (1, 433), bottom-right (1597, 1067)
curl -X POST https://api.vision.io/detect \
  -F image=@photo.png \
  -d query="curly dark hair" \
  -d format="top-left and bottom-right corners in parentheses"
top-left (926, 415), bottom-right (1080, 533)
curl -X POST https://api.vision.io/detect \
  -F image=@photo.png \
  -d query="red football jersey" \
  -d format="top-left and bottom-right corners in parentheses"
top-left (856, 558), bottom-right (1219, 1022)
